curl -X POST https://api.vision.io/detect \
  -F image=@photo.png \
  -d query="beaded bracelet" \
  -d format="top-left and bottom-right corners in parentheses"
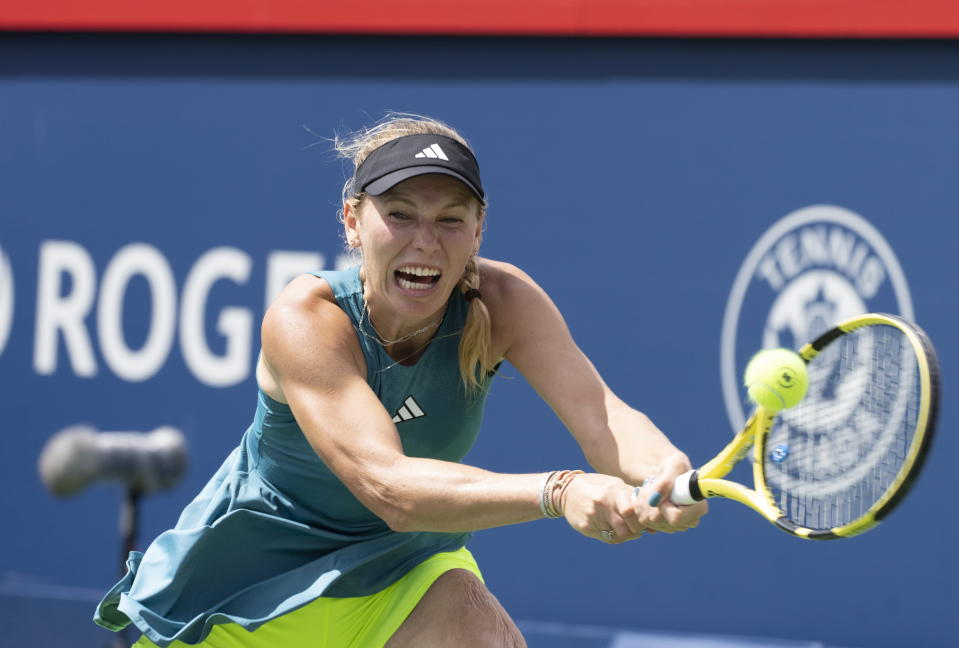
top-left (538, 471), bottom-right (558, 517)
top-left (541, 470), bottom-right (563, 518)
top-left (544, 470), bottom-right (567, 518)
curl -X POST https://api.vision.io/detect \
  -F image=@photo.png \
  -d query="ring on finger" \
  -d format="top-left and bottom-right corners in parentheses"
top-left (600, 529), bottom-right (616, 542)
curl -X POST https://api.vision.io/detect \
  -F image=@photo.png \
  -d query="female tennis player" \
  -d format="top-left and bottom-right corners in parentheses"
top-left (95, 114), bottom-right (707, 647)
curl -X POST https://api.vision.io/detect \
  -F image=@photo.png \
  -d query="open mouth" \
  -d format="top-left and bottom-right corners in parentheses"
top-left (395, 266), bottom-right (442, 291)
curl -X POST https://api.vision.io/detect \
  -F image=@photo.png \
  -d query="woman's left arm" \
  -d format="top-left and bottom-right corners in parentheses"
top-left (488, 261), bottom-right (706, 532)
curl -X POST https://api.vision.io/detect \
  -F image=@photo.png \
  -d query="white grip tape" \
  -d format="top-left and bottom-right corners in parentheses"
top-left (670, 470), bottom-right (697, 505)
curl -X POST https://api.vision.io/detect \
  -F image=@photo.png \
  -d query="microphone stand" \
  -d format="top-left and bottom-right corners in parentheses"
top-left (120, 487), bottom-right (141, 577)
top-left (110, 487), bottom-right (141, 648)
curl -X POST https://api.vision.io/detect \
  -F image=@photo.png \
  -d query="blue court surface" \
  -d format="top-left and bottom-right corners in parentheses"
top-left (1, 573), bottom-right (849, 648)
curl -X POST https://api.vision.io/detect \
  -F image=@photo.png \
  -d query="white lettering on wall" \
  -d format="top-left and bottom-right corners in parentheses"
top-left (264, 251), bottom-right (324, 309)
top-left (0, 243), bottom-right (13, 357)
top-left (34, 240), bottom-right (98, 377)
top-left (755, 225), bottom-right (886, 299)
top-left (179, 247), bottom-right (253, 387)
top-left (97, 243), bottom-right (177, 382)
top-left (22, 240), bottom-right (337, 386)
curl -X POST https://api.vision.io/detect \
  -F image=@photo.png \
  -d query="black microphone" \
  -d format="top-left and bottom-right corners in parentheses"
top-left (38, 425), bottom-right (188, 496)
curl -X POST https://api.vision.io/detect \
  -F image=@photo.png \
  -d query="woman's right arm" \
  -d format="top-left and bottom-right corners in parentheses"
top-left (260, 276), bottom-right (556, 533)
top-left (262, 275), bottom-right (648, 543)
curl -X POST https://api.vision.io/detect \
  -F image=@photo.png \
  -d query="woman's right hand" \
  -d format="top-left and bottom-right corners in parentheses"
top-left (559, 473), bottom-right (648, 544)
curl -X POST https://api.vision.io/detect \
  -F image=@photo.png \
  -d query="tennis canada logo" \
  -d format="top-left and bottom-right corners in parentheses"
top-left (0, 242), bottom-right (13, 358)
top-left (720, 205), bottom-right (914, 433)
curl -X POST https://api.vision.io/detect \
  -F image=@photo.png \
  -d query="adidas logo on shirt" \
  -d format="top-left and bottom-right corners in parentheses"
top-left (392, 396), bottom-right (426, 423)
top-left (414, 143), bottom-right (449, 161)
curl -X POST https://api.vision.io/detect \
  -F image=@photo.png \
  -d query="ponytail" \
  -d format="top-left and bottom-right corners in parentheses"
top-left (457, 255), bottom-right (495, 394)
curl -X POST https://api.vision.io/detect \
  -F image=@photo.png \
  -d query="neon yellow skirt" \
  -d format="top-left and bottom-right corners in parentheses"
top-left (133, 547), bottom-right (482, 648)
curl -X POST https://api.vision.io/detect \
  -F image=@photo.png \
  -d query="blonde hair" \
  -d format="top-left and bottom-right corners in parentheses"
top-left (334, 113), bottom-right (494, 393)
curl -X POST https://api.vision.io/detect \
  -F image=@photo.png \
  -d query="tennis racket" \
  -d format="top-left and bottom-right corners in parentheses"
top-left (668, 313), bottom-right (940, 539)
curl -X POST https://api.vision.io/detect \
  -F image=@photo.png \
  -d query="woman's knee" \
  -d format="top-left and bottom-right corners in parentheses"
top-left (432, 570), bottom-right (526, 647)
top-left (390, 569), bottom-right (526, 648)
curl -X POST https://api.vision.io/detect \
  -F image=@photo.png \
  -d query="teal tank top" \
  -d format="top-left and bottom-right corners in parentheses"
top-left (94, 267), bottom-right (492, 646)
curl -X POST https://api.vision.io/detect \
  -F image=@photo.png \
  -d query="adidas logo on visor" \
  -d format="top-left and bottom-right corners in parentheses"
top-left (414, 144), bottom-right (449, 161)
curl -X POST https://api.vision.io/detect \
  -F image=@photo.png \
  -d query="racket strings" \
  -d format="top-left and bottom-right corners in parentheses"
top-left (763, 325), bottom-right (920, 531)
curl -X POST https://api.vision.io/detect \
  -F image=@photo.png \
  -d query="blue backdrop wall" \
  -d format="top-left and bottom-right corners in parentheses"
top-left (1, 35), bottom-right (956, 647)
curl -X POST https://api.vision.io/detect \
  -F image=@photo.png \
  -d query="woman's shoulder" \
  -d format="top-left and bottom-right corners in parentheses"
top-left (270, 273), bottom-right (339, 317)
top-left (262, 273), bottom-right (357, 351)
top-left (477, 258), bottom-right (569, 361)
top-left (477, 258), bottom-right (557, 331)
top-left (479, 258), bottom-right (546, 305)
top-left (259, 273), bottom-right (365, 398)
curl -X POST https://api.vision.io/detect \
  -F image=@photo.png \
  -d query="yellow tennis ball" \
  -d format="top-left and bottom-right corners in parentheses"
top-left (743, 348), bottom-right (808, 413)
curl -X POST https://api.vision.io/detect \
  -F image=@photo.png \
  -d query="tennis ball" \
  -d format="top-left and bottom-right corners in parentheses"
top-left (743, 348), bottom-right (808, 413)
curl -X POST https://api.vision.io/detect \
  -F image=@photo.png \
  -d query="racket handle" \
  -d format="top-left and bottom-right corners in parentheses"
top-left (670, 470), bottom-right (703, 505)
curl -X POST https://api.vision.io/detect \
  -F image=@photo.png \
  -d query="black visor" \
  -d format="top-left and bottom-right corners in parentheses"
top-left (353, 134), bottom-right (485, 202)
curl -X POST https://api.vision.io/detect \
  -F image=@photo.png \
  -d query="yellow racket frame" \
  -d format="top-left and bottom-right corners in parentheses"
top-left (692, 313), bottom-right (938, 540)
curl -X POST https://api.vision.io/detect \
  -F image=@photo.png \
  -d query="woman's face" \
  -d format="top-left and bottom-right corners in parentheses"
top-left (345, 173), bottom-right (483, 323)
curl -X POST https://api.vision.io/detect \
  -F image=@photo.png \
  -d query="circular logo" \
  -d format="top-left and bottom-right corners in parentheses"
top-left (775, 366), bottom-right (799, 390)
top-left (0, 242), bottom-right (13, 357)
top-left (721, 205), bottom-right (913, 432)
